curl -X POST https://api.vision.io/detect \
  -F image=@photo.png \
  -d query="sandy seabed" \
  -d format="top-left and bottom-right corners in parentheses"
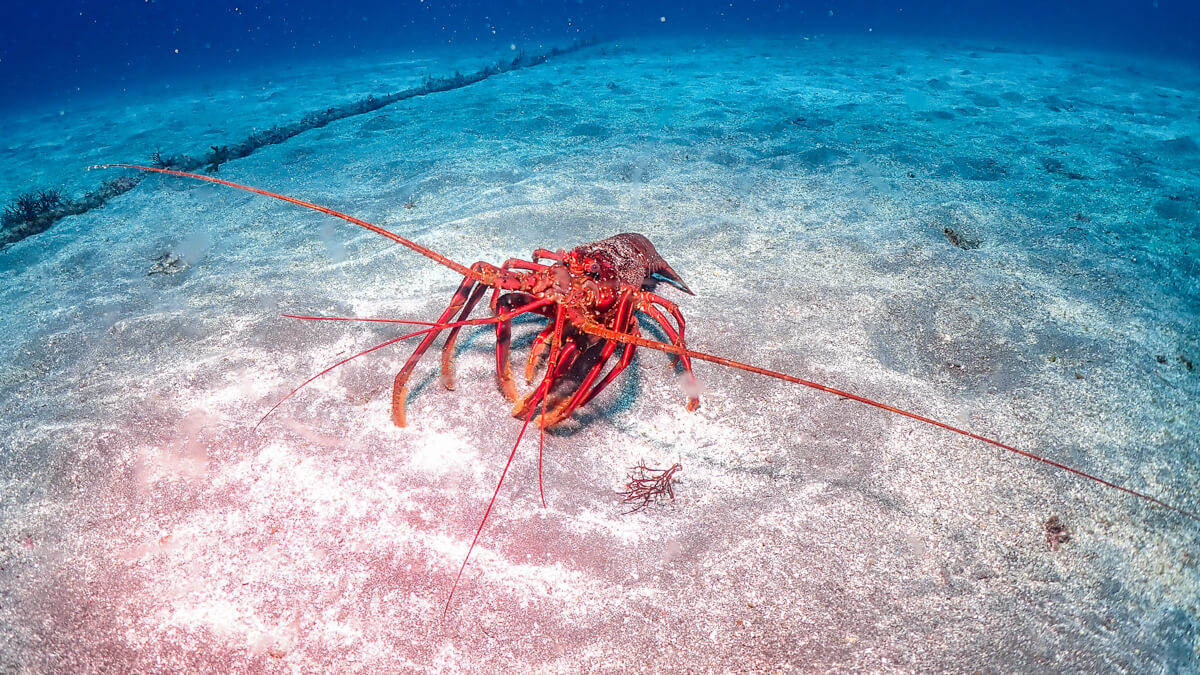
top-left (1, 35), bottom-right (1199, 672)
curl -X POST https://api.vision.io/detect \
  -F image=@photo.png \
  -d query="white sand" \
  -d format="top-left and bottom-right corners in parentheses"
top-left (1, 35), bottom-right (1198, 672)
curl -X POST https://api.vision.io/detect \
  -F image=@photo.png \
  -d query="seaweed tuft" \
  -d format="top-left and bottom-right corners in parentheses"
top-left (0, 188), bottom-right (73, 247)
top-left (3, 189), bottom-right (65, 230)
top-left (150, 149), bottom-right (187, 170)
top-left (205, 145), bottom-right (232, 174)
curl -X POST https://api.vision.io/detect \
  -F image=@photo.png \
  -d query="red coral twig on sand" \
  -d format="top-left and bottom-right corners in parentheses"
top-left (619, 462), bottom-right (683, 514)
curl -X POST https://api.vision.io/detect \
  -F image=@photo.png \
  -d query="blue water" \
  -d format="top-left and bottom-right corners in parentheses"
top-left (2, 1), bottom-right (1197, 112)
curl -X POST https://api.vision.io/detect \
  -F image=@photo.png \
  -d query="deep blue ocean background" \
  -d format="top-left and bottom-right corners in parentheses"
top-left (2, 0), bottom-right (1197, 112)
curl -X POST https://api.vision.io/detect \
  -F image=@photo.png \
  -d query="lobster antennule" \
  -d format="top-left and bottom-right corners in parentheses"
top-left (89, 164), bottom-right (483, 282)
top-left (578, 321), bottom-right (1200, 525)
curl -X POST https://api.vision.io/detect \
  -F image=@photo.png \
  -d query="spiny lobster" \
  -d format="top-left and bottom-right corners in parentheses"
top-left (93, 164), bottom-right (1200, 615)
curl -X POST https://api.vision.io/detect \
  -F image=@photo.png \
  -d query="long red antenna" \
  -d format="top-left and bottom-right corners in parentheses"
top-left (90, 164), bottom-right (482, 281)
top-left (444, 378), bottom-right (551, 617)
top-left (581, 322), bottom-right (1200, 524)
top-left (256, 325), bottom-right (437, 428)
top-left (265, 298), bottom-right (554, 423)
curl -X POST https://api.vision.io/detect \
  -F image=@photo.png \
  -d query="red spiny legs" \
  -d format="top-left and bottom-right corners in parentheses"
top-left (502, 289), bottom-right (647, 428)
top-left (390, 261), bottom-right (521, 426)
top-left (390, 265), bottom-right (486, 427)
top-left (634, 290), bottom-right (700, 412)
top-left (390, 254), bottom-right (702, 430)
top-left (534, 290), bottom-right (642, 427)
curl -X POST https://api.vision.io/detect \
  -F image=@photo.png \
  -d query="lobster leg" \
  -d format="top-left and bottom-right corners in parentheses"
top-left (494, 292), bottom-right (539, 401)
top-left (520, 303), bottom-right (566, 396)
top-left (439, 283), bottom-right (491, 391)
top-left (539, 338), bottom-right (609, 427)
top-left (638, 297), bottom-right (701, 412)
top-left (392, 263), bottom-right (488, 427)
top-left (512, 338), bottom-right (580, 420)
top-left (513, 305), bottom-right (571, 420)
top-left (489, 259), bottom-right (543, 312)
top-left (499, 258), bottom-right (547, 272)
top-left (531, 248), bottom-right (565, 263)
top-left (539, 291), bottom-right (637, 426)
top-left (524, 323), bottom-right (557, 384)
top-left (545, 304), bottom-right (567, 374)
top-left (577, 323), bottom-right (640, 408)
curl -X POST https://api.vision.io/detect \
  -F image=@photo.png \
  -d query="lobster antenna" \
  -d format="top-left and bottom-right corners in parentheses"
top-left (581, 322), bottom-right (1200, 524)
top-left (265, 298), bottom-right (554, 424)
top-left (445, 378), bottom-right (551, 618)
top-left (256, 326), bottom-right (437, 428)
top-left (90, 164), bottom-right (483, 281)
top-left (538, 306), bottom-right (570, 508)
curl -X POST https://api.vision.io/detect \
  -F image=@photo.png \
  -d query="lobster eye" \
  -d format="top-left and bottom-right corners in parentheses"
top-left (587, 262), bottom-right (600, 275)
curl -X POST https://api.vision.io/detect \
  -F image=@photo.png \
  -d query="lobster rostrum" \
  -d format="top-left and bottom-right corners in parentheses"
top-left (94, 164), bottom-right (1200, 615)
